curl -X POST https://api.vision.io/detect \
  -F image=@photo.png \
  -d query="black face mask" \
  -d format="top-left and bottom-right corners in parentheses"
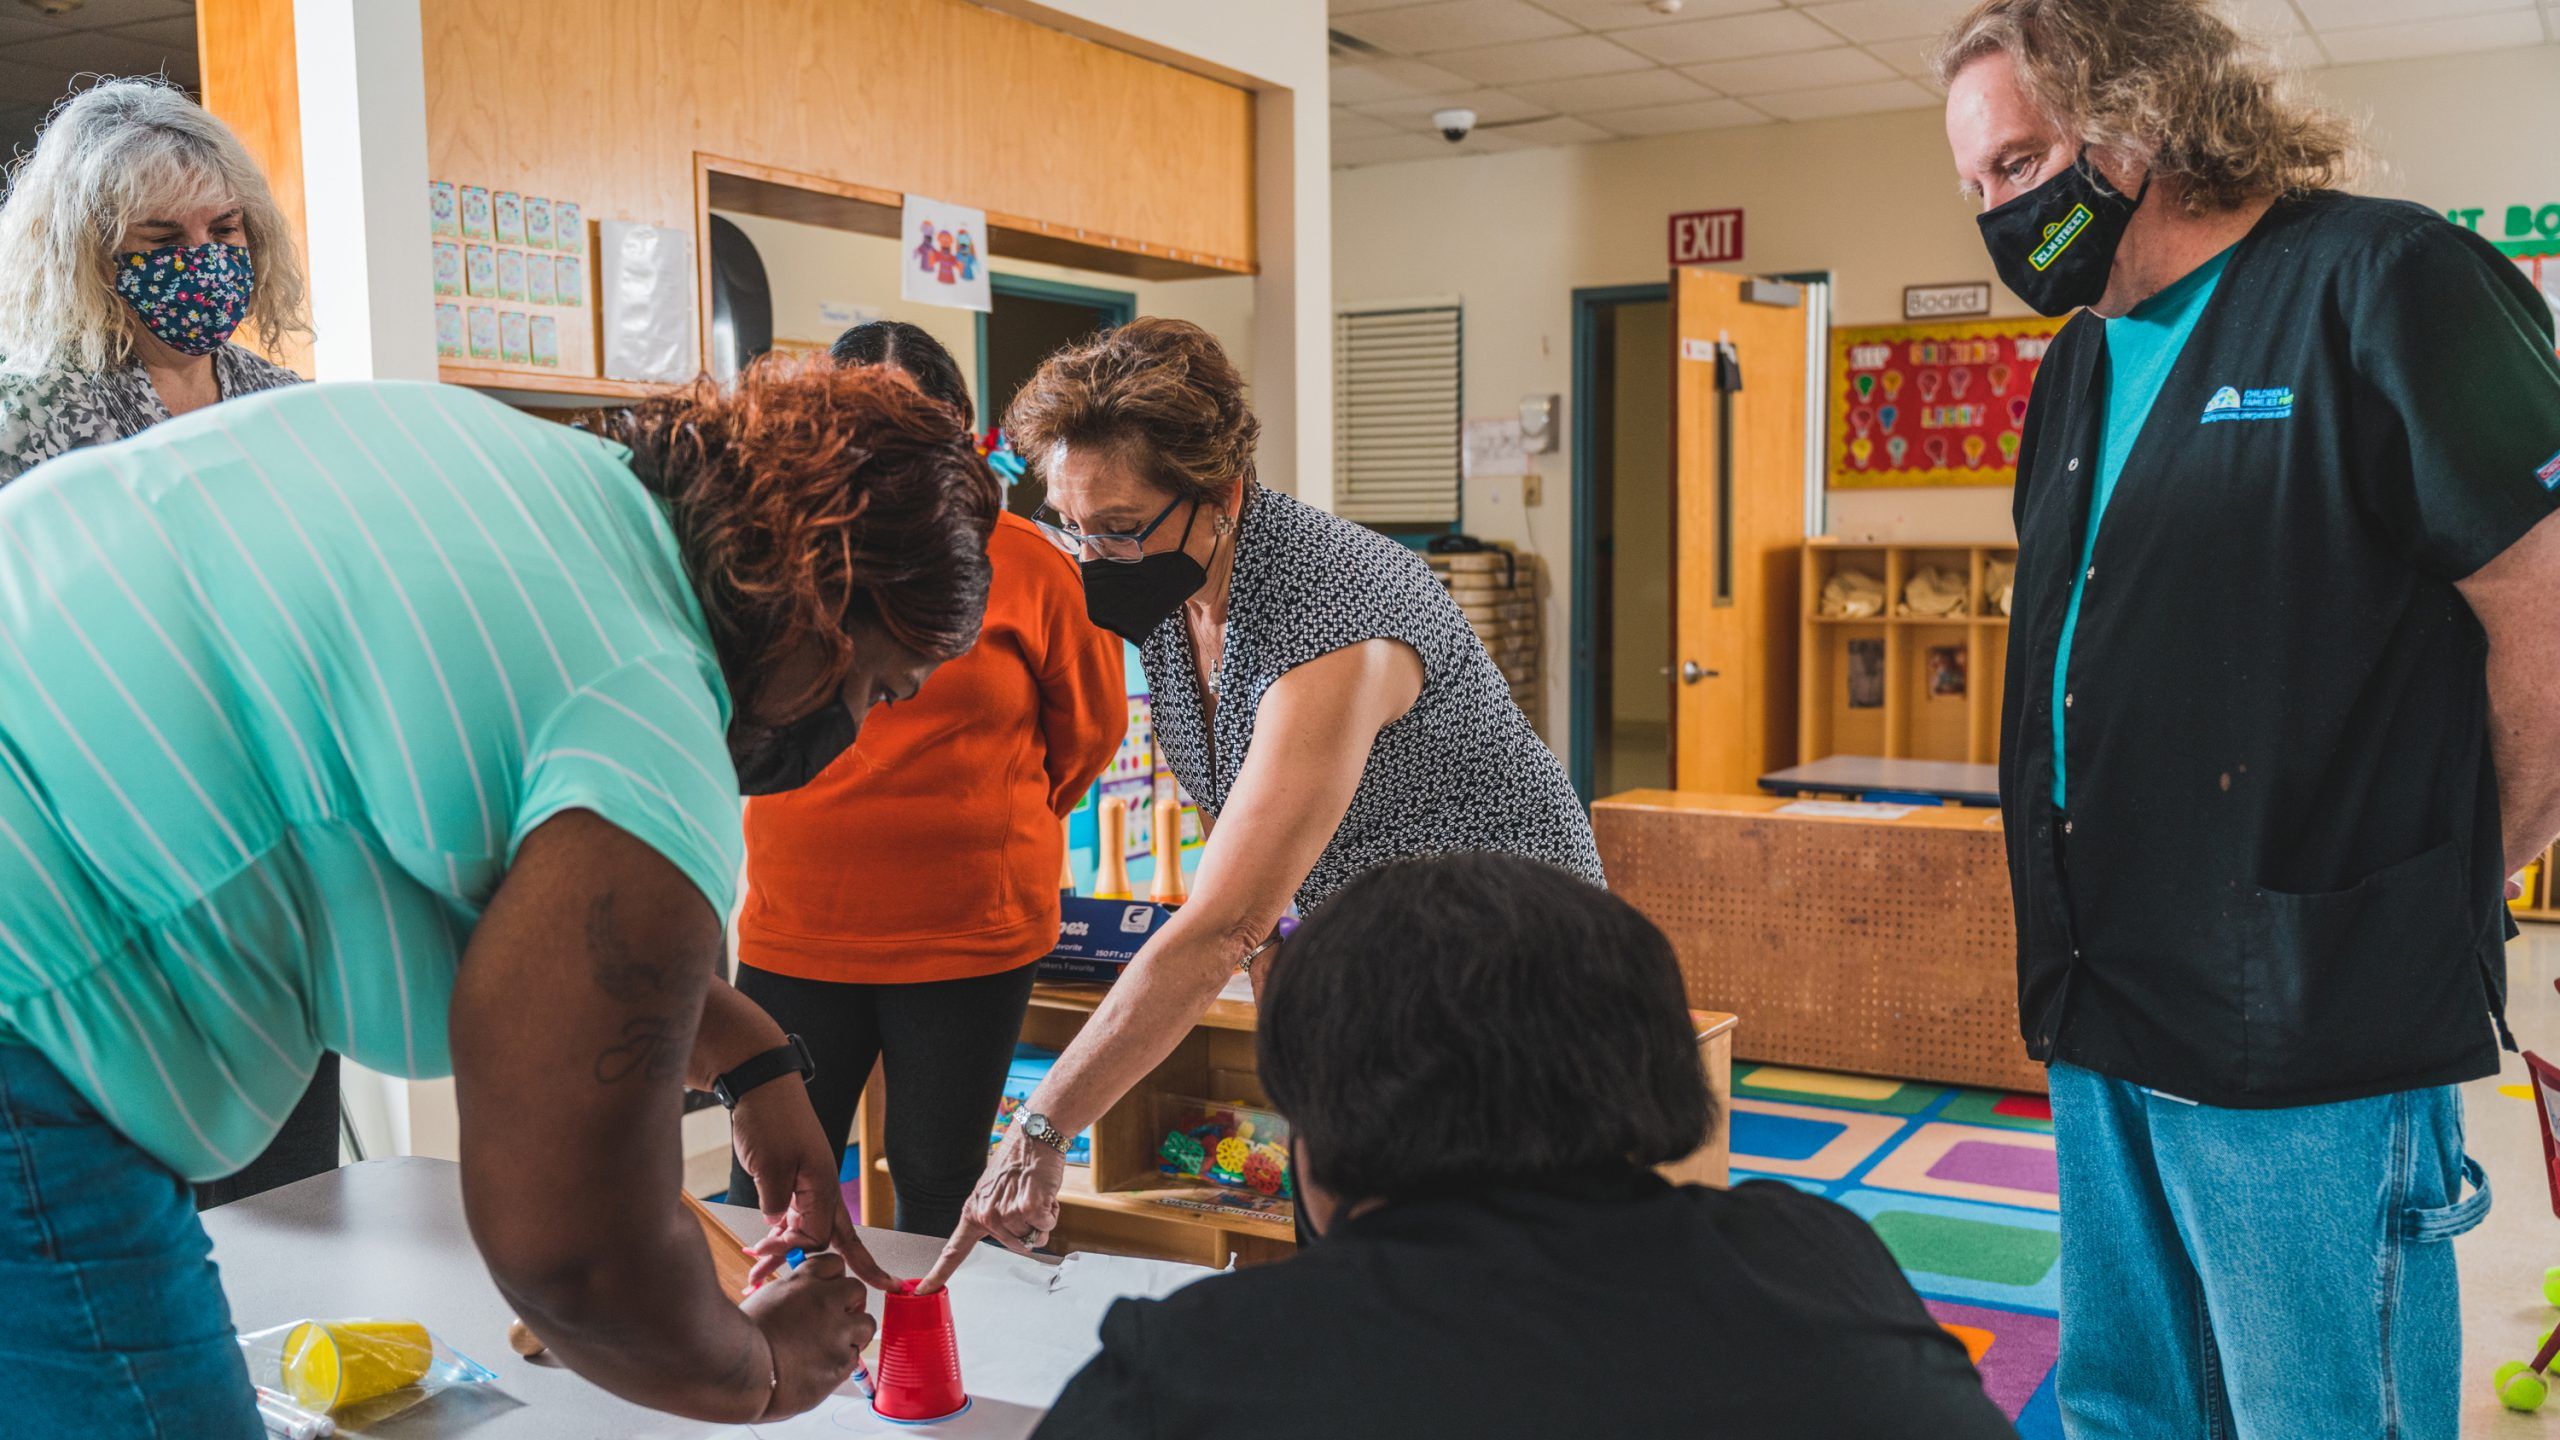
top-left (1977, 149), bottom-right (2150, 317)
top-left (730, 699), bottom-right (857, 796)
top-left (1081, 499), bottom-right (1212, 645)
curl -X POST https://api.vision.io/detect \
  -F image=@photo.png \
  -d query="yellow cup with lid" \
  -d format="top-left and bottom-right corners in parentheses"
top-left (280, 1319), bottom-right (433, 1411)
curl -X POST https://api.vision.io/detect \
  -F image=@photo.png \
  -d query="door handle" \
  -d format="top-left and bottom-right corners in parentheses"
top-left (1681, 660), bottom-right (1716, 684)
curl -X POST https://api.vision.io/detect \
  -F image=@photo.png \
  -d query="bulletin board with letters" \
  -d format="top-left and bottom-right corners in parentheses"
top-left (1827, 316), bottom-right (2065, 489)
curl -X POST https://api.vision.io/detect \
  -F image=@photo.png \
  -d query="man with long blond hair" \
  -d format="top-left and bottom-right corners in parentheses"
top-left (1937, 0), bottom-right (2560, 1434)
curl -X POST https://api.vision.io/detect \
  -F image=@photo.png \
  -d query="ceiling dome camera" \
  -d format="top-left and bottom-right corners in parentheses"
top-left (1432, 107), bottom-right (1478, 143)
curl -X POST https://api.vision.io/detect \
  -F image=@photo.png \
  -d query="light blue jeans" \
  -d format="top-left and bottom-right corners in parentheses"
top-left (0, 1042), bottom-right (262, 1438)
top-left (2049, 1062), bottom-right (2488, 1440)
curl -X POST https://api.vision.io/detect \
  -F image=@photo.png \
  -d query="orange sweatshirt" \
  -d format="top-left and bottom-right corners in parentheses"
top-left (738, 510), bottom-right (1127, 984)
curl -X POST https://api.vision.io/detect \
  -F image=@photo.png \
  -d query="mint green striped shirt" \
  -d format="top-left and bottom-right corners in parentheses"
top-left (0, 381), bottom-right (744, 1181)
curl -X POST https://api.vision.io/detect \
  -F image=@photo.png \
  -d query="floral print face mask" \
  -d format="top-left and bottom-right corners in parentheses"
top-left (112, 242), bottom-right (255, 356)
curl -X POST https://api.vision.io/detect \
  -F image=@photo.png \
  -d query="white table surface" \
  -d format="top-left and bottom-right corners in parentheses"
top-left (205, 1157), bottom-right (1046, 1439)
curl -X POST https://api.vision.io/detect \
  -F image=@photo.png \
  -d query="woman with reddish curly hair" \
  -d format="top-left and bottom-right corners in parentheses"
top-left (0, 358), bottom-right (993, 1434)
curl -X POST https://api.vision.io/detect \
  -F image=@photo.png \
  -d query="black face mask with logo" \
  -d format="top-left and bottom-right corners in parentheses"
top-left (730, 699), bottom-right (858, 796)
top-left (1978, 149), bottom-right (2151, 317)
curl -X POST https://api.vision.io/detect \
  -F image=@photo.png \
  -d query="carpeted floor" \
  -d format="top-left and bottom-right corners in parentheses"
top-left (1727, 1063), bottom-right (2065, 1437)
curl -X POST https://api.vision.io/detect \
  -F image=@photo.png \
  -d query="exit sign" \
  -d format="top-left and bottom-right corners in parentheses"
top-left (1669, 208), bottom-right (1745, 266)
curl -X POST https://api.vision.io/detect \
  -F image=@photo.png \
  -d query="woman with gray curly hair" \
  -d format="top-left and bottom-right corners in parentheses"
top-left (0, 78), bottom-right (329, 1208)
top-left (0, 78), bottom-right (309, 486)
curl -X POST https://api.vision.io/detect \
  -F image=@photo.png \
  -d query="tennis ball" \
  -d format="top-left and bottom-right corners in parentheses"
top-left (2500, 1369), bottom-right (2548, 1413)
top-left (2544, 1266), bottom-right (2560, 1308)
top-left (2498, 1361), bottom-right (2530, 1391)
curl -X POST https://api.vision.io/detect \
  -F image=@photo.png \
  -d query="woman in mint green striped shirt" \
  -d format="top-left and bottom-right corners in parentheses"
top-left (0, 361), bottom-right (999, 1433)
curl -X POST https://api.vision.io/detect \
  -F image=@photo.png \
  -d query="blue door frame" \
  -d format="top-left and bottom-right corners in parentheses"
top-left (974, 272), bottom-right (1137, 429)
top-left (1568, 283), bottom-right (1671, 802)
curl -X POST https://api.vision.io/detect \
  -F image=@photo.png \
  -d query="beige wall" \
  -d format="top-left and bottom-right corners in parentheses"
top-left (1331, 43), bottom-right (2560, 749)
top-left (716, 209), bottom-right (1256, 421)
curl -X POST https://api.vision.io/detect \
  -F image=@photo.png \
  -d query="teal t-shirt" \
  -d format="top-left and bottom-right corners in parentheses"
top-left (0, 381), bottom-right (745, 1180)
top-left (2051, 248), bottom-right (2233, 809)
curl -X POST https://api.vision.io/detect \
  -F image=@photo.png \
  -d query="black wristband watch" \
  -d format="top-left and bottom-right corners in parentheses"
top-left (712, 1034), bottom-right (815, 1109)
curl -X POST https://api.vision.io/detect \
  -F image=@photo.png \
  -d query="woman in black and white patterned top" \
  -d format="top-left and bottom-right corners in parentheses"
top-left (0, 80), bottom-right (307, 487)
top-left (924, 318), bottom-right (1599, 1285)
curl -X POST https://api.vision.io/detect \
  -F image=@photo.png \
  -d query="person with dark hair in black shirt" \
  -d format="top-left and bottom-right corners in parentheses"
top-left (1032, 853), bottom-right (2018, 1440)
top-left (1939, 2), bottom-right (2560, 1436)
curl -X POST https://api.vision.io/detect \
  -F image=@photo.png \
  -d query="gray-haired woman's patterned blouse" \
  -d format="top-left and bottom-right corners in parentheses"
top-left (0, 343), bottom-right (303, 485)
top-left (1141, 484), bottom-right (1603, 914)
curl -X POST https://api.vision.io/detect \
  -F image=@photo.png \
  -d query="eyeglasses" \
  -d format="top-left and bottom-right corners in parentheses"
top-left (1029, 492), bottom-right (1193, 566)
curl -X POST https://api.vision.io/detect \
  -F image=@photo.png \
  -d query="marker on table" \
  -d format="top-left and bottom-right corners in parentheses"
top-left (254, 1385), bottom-right (336, 1439)
top-left (778, 1246), bottom-right (877, 1400)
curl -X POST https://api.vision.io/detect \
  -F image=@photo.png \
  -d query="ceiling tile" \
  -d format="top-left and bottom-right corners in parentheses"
top-left (1329, 57), bottom-right (1476, 104)
top-left (1589, 95), bottom-right (1772, 134)
top-left (1867, 34), bottom-right (1944, 79)
top-left (16, 0), bottom-right (193, 28)
top-left (2316, 6), bottom-right (2546, 62)
top-left (1351, 86), bottom-right (1548, 128)
top-left (1798, 0), bottom-right (1977, 44)
top-left (4, 28), bottom-right (190, 78)
top-left (1749, 75), bottom-right (1939, 119)
top-left (2294, 0), bottom-right (2527, 26)
top-left (1330, 0), bottom-right (1577, 53)
top-left (1329, 106), bottom-right (1404, 140)
top-left (1610, 8), bottom-right (1838, 62)
top-left (2264, 30), bottom-right (2328, 68)
top-left (1510, 66), bottom-right (1718, 109)
top-left (1491, 114), bottom-right (1619, 145)
top-left (1333, 133), bottom-right (1472, 167)
top-left (1524, 0), bottom-right (1784, 28)
top-left (1331, 0), bottom-right (1456, 13)
top-left (1431, 32), bottom-right (1655, 84)
top-left (2213, 0), bottom-right (2306, 34)
top-left (104, 17), bottom-right (201, 49)
top-left (1680, 44), bottom-right (1894, 93)
top-left (0, 57), bottom-right (84, 112)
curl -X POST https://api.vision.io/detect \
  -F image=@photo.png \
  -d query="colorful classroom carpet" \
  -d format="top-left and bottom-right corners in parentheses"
top-left (1727, 1063), bottom-right (2064, 1438)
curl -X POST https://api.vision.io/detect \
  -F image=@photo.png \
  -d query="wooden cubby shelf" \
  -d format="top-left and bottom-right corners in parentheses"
top-left (1799, 539), bottom-right (2016, 769)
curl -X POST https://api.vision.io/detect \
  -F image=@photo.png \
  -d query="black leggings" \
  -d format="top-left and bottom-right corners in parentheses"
top-left (725, 962), bottom-right (1039, 1238)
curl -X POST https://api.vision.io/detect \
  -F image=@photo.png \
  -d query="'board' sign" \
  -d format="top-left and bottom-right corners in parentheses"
top-left (1905, 282), bottom-right (1994, 320)
top-left (1669, 208), bottom-right (1745, 266)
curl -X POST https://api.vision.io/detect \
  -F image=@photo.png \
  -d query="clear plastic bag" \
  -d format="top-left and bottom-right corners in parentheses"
top-left (238, 1318), bottom-right (497, 1434)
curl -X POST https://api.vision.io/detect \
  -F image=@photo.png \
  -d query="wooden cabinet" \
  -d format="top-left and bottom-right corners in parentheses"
top-left (1799, 539), bottom-right (2016, 768)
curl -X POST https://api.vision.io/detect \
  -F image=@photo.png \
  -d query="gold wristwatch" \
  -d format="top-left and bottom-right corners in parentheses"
top-left (1019, 1112), bottom-right (1070, 1156)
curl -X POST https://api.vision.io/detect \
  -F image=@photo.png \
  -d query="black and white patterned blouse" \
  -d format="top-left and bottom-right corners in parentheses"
top-left (1142, 484), bottom-right (1603, 914)
top-left (0, 344), bottom-right (303, 485)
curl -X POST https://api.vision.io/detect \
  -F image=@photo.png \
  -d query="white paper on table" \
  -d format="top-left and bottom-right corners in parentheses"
top-left (709, 1249), bottom-right (1219, 1438)
top-left (1215, 968), bottom-right (1255, 1006)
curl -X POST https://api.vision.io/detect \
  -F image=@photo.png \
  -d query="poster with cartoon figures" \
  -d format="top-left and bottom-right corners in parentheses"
top-left (899, 193), bottom-right (991, 313)
top-left (1828, 316), bottom-right (2066, 489)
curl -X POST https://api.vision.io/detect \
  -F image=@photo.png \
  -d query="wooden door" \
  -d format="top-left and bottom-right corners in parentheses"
top-left (1672, 270), bottom-right (1808, 793)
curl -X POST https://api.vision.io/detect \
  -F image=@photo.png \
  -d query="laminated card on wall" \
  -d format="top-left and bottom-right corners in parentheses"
top-left (599, 220), bottom-right (698, 383)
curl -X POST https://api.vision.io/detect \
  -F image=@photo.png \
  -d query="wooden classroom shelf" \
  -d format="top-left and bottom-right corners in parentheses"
top-left (1799, 539), bottom-right (2016, 771)
top-left (853, 983), bottom-right (1737, 1268)
top-left (438, 364), bottom-right (664, 406)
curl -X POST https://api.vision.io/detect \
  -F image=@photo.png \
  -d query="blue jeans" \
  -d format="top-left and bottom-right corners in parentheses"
top-left (2049, 1062), bottom-right (2488, 1440)
top-left (0, 1043), bottom-right (261, 1438)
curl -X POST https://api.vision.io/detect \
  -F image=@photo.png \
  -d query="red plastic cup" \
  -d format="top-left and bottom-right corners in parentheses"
top-left (873, 1280), bottom-right (969, 1423)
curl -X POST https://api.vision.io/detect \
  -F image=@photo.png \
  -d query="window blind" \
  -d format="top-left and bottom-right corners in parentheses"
top-left (1333, 303), bottom-right (1462, 526)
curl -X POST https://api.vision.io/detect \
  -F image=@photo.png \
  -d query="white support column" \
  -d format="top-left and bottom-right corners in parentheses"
top-left (292, 0), bottom-right (435, 383)
top-left (290, 0), bottom-right (448, 1161)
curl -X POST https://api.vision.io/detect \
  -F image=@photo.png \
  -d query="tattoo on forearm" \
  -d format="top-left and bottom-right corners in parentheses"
top-left (594, 1013), bottom-right (687, 1085)
top-left (584, 889), bottom-right (707, 1086)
